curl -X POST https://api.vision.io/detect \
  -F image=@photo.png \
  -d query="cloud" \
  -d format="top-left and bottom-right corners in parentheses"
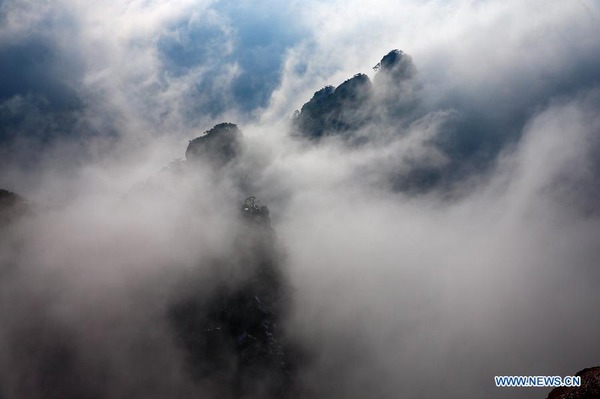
top-left (233, 88), bottom-right (598, 398)
top-left (0, 1), bottom-right (600, 398)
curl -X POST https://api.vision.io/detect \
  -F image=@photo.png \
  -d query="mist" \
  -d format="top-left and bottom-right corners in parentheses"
top-left (1, 1), bottom-right (600, 398)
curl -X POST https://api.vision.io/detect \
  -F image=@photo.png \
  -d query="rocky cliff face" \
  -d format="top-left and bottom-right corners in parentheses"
top-left (168, 195), bottom-right (296, 398)
top-left (160, 120), bottom-right (302, 397)
top-left (292, 49), bottom-right (418, 140)
top-left (373, 49), bottom-right (416, 83)
top-left (293, 73), bottom-right (373, 138)
top-left (545, 367), bottom-right (600, 399)
top-left (0, 189), bottom-right (28, 227)
top-left (185, 122), bottom-right (243, 166)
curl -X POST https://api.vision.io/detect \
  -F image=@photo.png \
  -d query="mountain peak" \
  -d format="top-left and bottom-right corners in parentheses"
top-left (292, 50), bottom-right (419, 139)
top-left (185, 123), bottom-right (243, 166)
top-left (0, 189), bottom-right (29, 226)
top-left (374, 49), bottom-right (416, 82)
top-left (293, 73), bottom-right (372, 138)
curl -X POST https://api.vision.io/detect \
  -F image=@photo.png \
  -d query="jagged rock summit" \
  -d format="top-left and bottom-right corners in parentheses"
top-left (0, 189), bottom-right (28, 227)
top-left (545, 367), bottom-right (600, 399)
top-left (241, 196), bottom-right (271, 226)
top-left (293, 73), bottom-right (372, 138)
top-left (169, 195), bottom-right (293, 398)
top-left (185, 122), bottom-right (243, 166)
top-left (292, 49), bottom-right (417, 139)
top-left (373, 49), bottom-right (416, 82)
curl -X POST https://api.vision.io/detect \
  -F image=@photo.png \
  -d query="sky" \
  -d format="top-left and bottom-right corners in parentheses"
top-left (1, 0), bottom-right (600, 398)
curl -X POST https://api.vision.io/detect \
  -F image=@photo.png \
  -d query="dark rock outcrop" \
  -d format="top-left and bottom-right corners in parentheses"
top-left (241, 196), bottom-right (271, 225)
top-left (373, 49), bottom-right (416, 84)
top-left (546, 367), bottom-right (600, 399)
top-left (169, 196), bottom-right (295, 398)
top-left (293, 73), bottom-right (373, 138)
top-left (372, 49), bottom-right (419, 120)
top-left (292, 49), bottom-right (418, 140)
top-left (0, 189), bottom-right (28, 227)
top-left (185, 123), bottom-right (243, 166)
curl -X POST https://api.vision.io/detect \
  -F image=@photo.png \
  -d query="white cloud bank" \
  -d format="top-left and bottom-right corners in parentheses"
top-left (0, 1), bottom-right (599, 398)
